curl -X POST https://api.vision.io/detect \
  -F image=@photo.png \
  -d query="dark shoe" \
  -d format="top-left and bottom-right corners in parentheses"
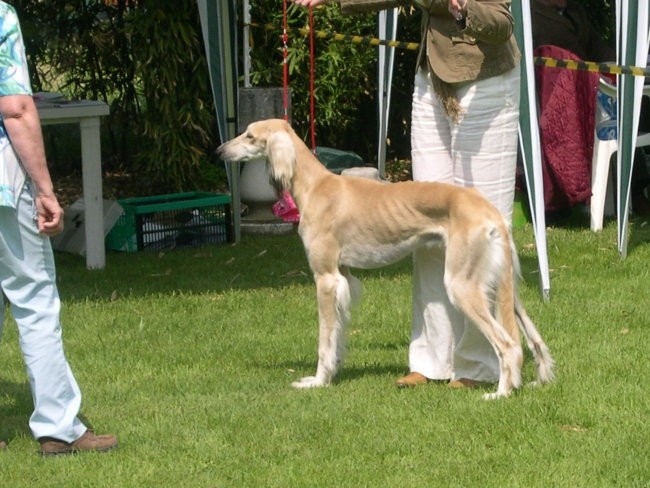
top-left (448, 378), bottom-right (493, 389)
top-left (0, 440), bottom-right (7, 450)
top-left (39, 429), bottom-right (118, 456)
top-left (395, 372), bottom-right (431, 388)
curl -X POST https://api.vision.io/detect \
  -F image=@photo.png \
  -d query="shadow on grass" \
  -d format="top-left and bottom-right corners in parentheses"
top-left (0, 376), bottom-right (114, 444)
top-left (622, 214), bottom-right (650, 253)
top-left (271, 359), bottom-right (408, 385)
top-left (335, 363), bottom-right (410, 384)
top-left (53, 231), bottom-right (412, 302)
top-left (0, 379), bottom-right (36, 442)
top-left (541, 203), bottom-right (650, 254)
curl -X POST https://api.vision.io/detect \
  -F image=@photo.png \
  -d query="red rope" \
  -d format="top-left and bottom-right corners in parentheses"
top-left (281, 1), bottom-right (317, 152)
top-left (281, 0), bottom-right (290, 122)
top-left (308, 7), bottom-right (317, 152)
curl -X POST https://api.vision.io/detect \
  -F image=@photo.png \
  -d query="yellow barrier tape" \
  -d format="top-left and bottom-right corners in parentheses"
top-left (249, 22), bottom-right (650, 77)
top-left (249, 22), bottom-right (420, 51)
top-left (534, 56), bottom-right (650, 77)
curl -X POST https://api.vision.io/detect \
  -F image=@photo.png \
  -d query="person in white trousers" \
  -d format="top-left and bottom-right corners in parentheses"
top-left (409, 66), bottom-right (520, 387)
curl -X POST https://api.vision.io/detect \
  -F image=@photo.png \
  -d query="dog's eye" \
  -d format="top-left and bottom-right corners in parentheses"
top-left (245, 132), bottom-right (254, 140)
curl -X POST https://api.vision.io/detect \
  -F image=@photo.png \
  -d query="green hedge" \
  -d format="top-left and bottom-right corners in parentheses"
top-left (14, 0), bottom-right (221, 194)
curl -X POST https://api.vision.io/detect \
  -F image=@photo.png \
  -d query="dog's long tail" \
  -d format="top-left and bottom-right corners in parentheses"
top-left (510, 236), bottom-right (555, 385)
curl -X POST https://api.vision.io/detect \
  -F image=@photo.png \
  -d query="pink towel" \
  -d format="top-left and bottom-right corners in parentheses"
top-left (272, 190), bottom-right (300, 223)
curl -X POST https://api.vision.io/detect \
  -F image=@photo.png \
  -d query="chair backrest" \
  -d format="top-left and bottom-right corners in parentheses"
top-left (599, 76), bottom-right (617, 97)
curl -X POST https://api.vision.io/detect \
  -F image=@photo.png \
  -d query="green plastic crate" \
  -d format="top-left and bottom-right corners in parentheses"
top-left (106, 192), bottom-right (232, 252)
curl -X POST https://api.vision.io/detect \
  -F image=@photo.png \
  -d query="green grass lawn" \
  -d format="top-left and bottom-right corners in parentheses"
top-left (1, 213), bottom-right (649, 487)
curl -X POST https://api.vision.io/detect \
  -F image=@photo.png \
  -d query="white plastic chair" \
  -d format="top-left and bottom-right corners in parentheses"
top-left (590, 77), bottom-right (650, 231)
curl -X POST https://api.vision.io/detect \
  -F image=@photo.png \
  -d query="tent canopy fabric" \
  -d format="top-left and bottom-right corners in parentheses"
top-left (512, 0), bottom-right (550, 300)
top-left (198, 0), bottom-right (241, 242)
top-left (615, 1), bottom-right (649, 256)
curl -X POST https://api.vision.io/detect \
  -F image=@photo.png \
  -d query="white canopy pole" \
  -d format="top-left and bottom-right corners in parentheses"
top-left (377, 9), bottom-right (398, 178)
top-left (512, 0), bottom-right (551, 300)
top-left (616, 0), bottom-right (649, 256)
top-left (243, 0), bottom-right (251, 88)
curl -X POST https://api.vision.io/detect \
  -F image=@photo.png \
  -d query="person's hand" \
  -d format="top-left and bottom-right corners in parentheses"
top-left (448, 0), bottom-right (467, 20)
top-left (35, 193), bottom-right (64, 236)
top-left (292, 0), bottom-right (330, 7)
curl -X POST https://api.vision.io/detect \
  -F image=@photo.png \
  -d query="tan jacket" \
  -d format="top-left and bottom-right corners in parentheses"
top-left (338, 0), bottom-right (520, 83)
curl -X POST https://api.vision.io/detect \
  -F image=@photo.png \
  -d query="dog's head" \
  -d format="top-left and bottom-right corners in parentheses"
top-left (216, 119), bottom-right (296, 192)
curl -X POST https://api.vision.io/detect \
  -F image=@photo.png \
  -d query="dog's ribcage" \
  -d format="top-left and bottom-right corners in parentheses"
top-left (338, 229), bottom-right (447, 269)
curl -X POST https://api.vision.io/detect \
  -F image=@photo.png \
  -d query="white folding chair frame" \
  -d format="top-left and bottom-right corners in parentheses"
top-left (590, 77), bottom-right (650, 231)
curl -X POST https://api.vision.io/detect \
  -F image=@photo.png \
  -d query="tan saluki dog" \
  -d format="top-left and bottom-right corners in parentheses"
top-left (217, 118), bottom-right (554, 399)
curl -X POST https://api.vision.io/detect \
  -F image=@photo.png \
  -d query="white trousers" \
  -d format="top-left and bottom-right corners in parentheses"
top-left (0, 182), bottom-right (87, 442)
top-left (409, 66), bottom-right (520, 381)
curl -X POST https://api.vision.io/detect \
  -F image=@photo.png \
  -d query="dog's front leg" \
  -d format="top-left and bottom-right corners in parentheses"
top-left (292, 272), bottom-right (349, 388)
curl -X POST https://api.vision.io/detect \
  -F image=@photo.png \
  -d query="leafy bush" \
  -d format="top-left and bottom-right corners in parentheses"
top-left (248, 1), bottom-right (382, 159)
top-left (126, 1), bottom-right (218, 191)
top-left (250, 2), bottom-right (422, 162)
top-left (580, 0), bottom-right (615, 45)
top-left (13, 0), bottom-right (222, 194)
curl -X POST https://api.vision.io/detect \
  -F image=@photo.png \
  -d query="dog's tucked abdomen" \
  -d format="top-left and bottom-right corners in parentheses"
top-left (339, 231), bottom-right (445, 269)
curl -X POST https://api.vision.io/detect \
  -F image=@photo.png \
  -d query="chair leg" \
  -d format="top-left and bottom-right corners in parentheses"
top-left (591, 139), bottom-right (617, 231)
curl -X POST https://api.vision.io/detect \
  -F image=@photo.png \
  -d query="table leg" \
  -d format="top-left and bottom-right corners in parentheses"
top-left (80, 117), bottom-right (105, 269)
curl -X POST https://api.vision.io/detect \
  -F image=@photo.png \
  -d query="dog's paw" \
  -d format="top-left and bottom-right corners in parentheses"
top-left (482, 391), bottom-right (509, 400)
top-left (291, 376), bottom-right (326, 389)
top-left (528, 379), bottom-right (553, 389)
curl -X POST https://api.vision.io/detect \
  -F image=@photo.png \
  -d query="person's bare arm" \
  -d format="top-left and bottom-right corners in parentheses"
top-left (0, 94), bottom-right (64, 235)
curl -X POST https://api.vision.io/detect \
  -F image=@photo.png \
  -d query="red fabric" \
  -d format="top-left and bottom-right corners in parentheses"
top-left (535, 45), bottom-right (600, 210)
top-left (272, 190), bottom-right (300, 223)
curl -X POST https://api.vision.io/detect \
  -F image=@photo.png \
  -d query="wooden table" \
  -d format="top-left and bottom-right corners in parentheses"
top-left (37, 100), bottom-right (110, 269)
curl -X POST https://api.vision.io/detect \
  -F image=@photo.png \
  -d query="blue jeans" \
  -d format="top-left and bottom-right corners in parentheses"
top-left (0, 182), bottom-right (87, 441)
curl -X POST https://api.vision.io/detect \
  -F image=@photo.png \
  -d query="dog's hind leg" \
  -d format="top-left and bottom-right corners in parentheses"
top-left (445, 270), bottom-right (523, 400)
top-left (452, 290), bottom-right (522, 399)
top-left (292, 271), bottom-right (352, 388)
top-left (444, 227), bottom-right (523, 399)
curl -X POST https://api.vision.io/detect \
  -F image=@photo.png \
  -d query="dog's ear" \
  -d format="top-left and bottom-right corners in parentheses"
top-left (266, 130), bottom-right (296, 191)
